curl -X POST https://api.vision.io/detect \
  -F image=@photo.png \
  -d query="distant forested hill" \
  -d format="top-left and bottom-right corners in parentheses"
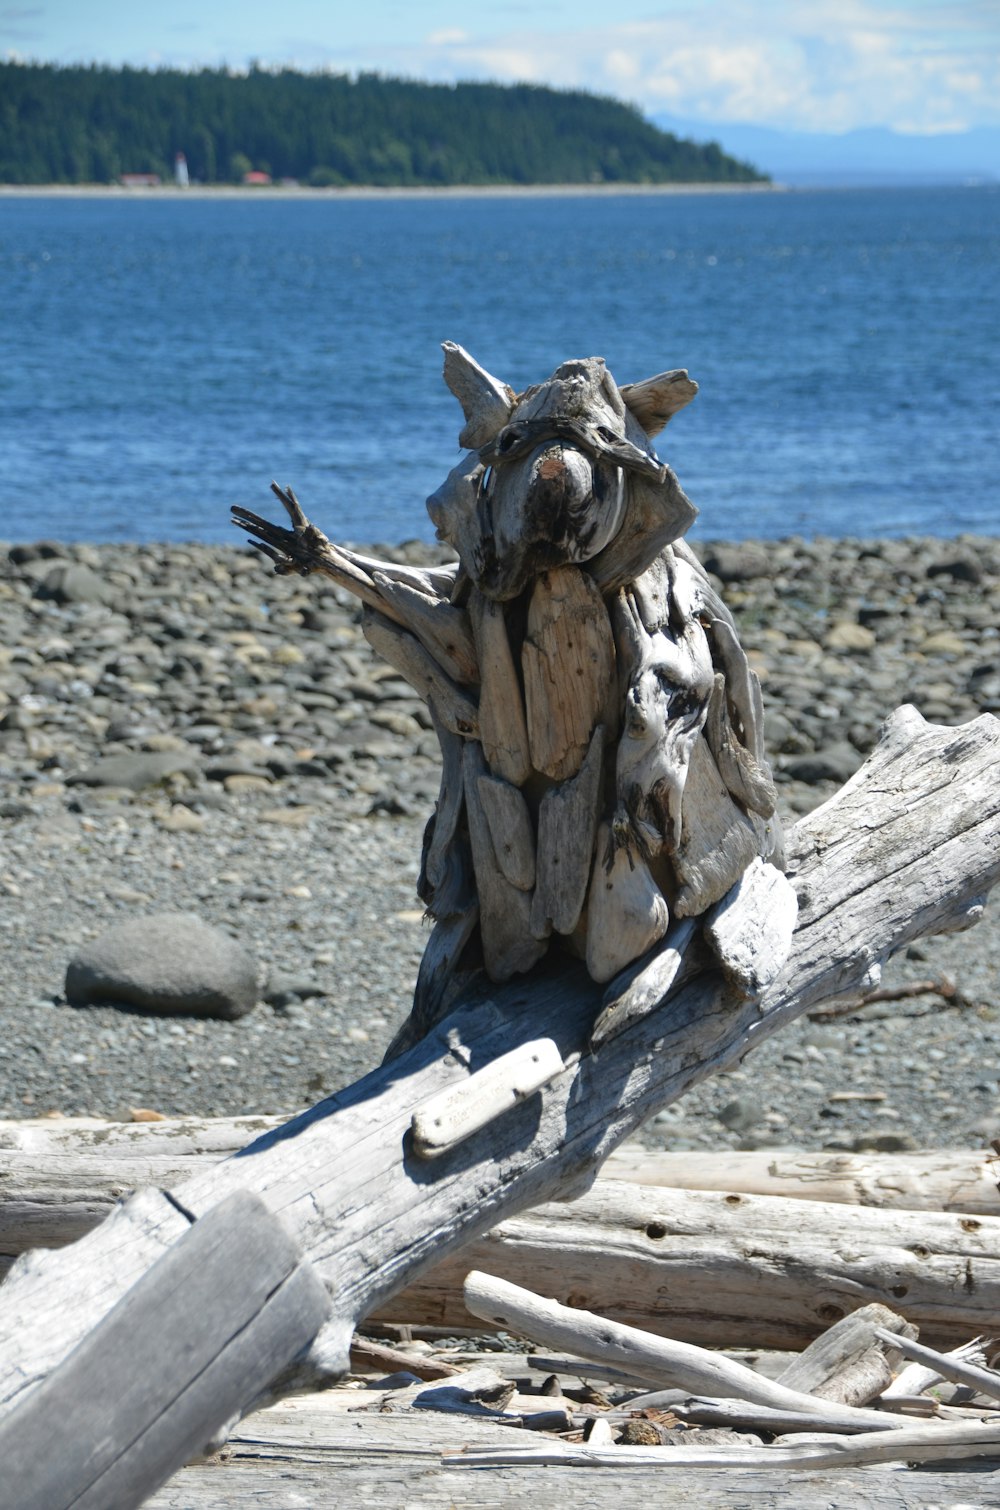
top-left (0, 62), bottom-right (765, 186)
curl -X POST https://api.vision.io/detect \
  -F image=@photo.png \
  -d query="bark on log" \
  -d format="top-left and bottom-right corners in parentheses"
top-left (0, 707), bottom-right (997, 1423)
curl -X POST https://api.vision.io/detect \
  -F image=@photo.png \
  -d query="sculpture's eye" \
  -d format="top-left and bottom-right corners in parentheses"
top-left (596, 425), bottom-right (620, 446)
top-left (497, 427), bottom-right (520, 454)
top-left (671, 689), bottom-right (703, 722)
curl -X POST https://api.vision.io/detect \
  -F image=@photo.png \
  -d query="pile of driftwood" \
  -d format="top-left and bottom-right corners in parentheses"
top-left (1, 346), bottom-right (999, 1505)
top-left (4, 1120), bottom-right (1000, 1490)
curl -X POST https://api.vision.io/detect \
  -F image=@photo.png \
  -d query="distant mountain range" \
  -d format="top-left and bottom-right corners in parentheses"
top-left (652, 115), bottom-right (999, 187)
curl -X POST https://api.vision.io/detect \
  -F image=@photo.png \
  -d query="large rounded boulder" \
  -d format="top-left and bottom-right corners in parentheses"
top-left (65, 913), bottom-right (258, 1020)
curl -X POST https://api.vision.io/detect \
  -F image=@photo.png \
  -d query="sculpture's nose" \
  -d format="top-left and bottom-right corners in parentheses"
top-left (527, 445), bottom-right (593, 514)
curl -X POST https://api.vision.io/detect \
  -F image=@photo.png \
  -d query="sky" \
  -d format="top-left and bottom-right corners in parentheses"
top-left (3, 0), bottom-right (999, 136)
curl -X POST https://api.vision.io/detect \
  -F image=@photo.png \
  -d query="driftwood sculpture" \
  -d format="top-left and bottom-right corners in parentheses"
top-left (233, 345), bottom-right (789, 1054)
top-left (2, 348), bottom-right (999, 1505)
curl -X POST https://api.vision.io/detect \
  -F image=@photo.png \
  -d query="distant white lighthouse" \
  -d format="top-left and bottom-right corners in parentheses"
top-left (174, 153), bottom-right (189, 188)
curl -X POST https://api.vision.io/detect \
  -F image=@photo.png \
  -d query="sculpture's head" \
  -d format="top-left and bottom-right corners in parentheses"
top-left (429, 344), bottom-right (699, 600)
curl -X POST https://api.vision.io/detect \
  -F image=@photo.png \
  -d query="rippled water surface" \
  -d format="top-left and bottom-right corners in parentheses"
top-left (2, 187), bottom-right (998, 542)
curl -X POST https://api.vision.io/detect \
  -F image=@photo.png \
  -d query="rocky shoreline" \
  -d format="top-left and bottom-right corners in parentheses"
top-left (1, 534), bottom-right (997, 1151)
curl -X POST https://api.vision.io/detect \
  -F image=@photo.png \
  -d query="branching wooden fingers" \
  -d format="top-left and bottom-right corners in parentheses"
top-left (230, 505), bottom-right (314, 575)
top-left (270, 480), bottom-right (311, 531)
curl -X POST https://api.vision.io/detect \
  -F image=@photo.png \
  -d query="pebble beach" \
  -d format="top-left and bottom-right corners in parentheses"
top-left (1, 533), bottom-right (997, 1153)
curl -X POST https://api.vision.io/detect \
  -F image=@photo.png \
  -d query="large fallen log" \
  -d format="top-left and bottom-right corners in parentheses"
top-left (375, 1179), bottom-right (1000, 1349)
top-left (4, 1126), bottom-right (999, 1348)
top-left (0, 707), bottom-right (997, 1430)
top-left (2, 1124), bottom-right (996, 1271)
top-left (600, 1146), bottom-right (1000, 1214)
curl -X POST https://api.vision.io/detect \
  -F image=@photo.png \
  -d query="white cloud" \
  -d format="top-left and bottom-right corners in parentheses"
top-left (330, 0), bottom-right (1000, 133)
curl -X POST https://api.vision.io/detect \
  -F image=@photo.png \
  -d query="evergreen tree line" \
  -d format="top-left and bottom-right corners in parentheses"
top-left (0, 62), bottom-right (765, 186)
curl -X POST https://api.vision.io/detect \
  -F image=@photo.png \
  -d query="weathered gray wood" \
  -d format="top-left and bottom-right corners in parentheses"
top-left (468, 589), bottom-right (533, 786)
top-left (441, 341), bottom-right (514, 449)
top-left (705, 671), bottom-right (778, 818)
top-left (0, 1191), bottom-right (328, 1510)
top-left (476, 358), bottom-right (639, 599)
top-left (619, 369), bottom-right (698, 436)
top-left (412, 1040), bottom-right (565, 1159)
top-left (883, 1338), bottom-right (989, 1399)
top-left (146, 1398), bottom-right (1000, 1508)
top-left (376, 1179), bottom-right (1000, 1350)
top-left (611, 600), bottom-right (713, 853)
top-left (425, 450), bottom-right (489, 579)
top-left (0, 708), bottom-right (997, 1431)
top-left (530, 725), bottom-right (604, 937)
top-left (521, 565), bottom-right (614, 782)
top-left (875, 1328), bottom-right (1000, 1404)
top-left (454, 1418), bottom-right (1000, 1470)
top-left (7, 1129), bottom-right (994, 1265)
top-left (672, 734), bottom-right (764, 915)
top-left (590, 916), bottom-right (702, 1044)
top-left (461, 1271), bottom-right (902, 1428)
top-left (363, 609), bottom-right (479, 738)
top-left (371, 571), bottom-right (478, 686)
top-left (584, 822), bottom-right (670, 983)
top-left (598, 1146), bottom-right (1000, 1214)
top-left (586, 465), bottom-right (698, 594)
top-left (704, 857), bottom-right (798, 996)
top-left (420, 716), bottom-right (468, 919)
top-left (462, 742), bottom-right (547, 979)
top-left (672, 1397), bottom-right (902, 1435)
top-left (477, 775), bottom-right (536, 892)
top-left (776, 1303), bottom-right (914, 1405)
top-left (395, 904), bottom-right (479, 1058)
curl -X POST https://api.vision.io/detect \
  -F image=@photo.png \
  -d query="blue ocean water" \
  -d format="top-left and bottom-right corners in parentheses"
top-left (1, 187), bottom-right (998, 544)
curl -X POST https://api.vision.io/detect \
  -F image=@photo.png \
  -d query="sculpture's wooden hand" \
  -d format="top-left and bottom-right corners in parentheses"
top-left (231, 483), bottom-right (330, 576)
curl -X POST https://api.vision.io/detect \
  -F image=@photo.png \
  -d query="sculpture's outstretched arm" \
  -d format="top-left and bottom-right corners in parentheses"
top-left (232, 485), bottom-right (458, 624)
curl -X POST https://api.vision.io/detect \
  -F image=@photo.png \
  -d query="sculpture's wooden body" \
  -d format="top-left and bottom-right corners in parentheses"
top-left (233, 346), bottom-right (787, 1052)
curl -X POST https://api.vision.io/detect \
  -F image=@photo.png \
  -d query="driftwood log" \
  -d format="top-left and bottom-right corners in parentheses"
top-left (4, 1126), bottom-right (1000, 1347)
top-left (0, 705), bottom-right (997, 1471)
top-left (4, 1124), bottom-right (998, 1260)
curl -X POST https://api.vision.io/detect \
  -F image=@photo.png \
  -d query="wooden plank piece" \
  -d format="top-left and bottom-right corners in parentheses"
top-left (363, 609), bottom-right (479, 739)
top-left (585, 823), bottom-right (669, 984)
top-left (477, 775), bottom-right (536, 892)
top-left (672, 733), bottom-right (763, 916)
top-left (463, 742), bottom-right (548, 980)
top-left (371, 571), bottom-right (478, 686)
top-left (530, 724), bottom-right (605, 937)
top-left (0, 1190), bottom-right (329, 1510)
top-left (703, 856), bottom-right (798, 998)
top-left (776, 1302), bottom-right (915, 1405)
top-left (469, 589), bottom-right (533, 786)
top-left (521, 566), bottom-right (614, 782)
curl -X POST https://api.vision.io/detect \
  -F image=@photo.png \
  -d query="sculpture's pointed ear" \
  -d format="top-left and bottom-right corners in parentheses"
top-left (442, 341), bottom-right (515, 449)
top-left (620, 370), bottom-right (698, 437)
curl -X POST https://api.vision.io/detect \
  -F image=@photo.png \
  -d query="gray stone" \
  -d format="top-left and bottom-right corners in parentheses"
top-left (67, 751), bottom-right (198, 790)
top-left (717, 1095), bottom-right (763, 1134)
top-left (701, 543), bottom-right (772, 583)
top-left (263, 972), bottom-right (324, 1009)
top-left (782, 743), bottom-right (863, 785)
top-left (65, 913), bottom-right (258, 1019)
top-left (33, 562), bottom-right (116, 607)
